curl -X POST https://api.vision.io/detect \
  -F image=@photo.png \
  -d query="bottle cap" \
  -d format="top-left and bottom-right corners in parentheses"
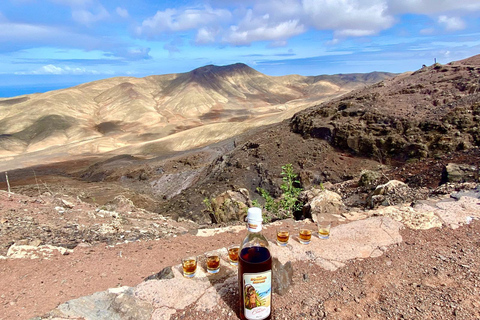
top-left (247, 207), bottom-right (263, 232)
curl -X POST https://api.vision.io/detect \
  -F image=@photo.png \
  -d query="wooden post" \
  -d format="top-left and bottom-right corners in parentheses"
top-left (5, 172), bottom-right (11, 193)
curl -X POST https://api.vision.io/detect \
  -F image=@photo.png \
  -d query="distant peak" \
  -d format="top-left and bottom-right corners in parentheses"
top-left (190, 63), bottom-right (257, 76)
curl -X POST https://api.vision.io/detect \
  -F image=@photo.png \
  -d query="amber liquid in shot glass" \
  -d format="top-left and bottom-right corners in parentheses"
top-left (206, 254), bottom-right (220, 273)
top-left (227, 246), bottom-right (239, 265)
top-left (318, 226), bottom-right (331, 239)
top-left (317, 216), bottom-right (331, 240)
top-left (299, 229), bottom-right (312, 244)
top-left (182, 257), bottom-right (197, 278)
top-left (276, 230), bottom-right (290, 246)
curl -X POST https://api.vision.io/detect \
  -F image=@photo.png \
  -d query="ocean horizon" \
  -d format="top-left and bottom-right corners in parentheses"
top-left (0, 84), bottom-right (79, 98)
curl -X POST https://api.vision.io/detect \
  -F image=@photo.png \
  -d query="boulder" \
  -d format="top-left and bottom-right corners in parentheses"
top-left (442, 163), bottom-right (479, 183)
top-left (300, 188), bottom-right (344, 221)
top-left (372, 180), bottom-right (407, 196)
top-left (210, 188), bottom-right (251, 223)
top-left (358, 170), bottom-right (381, 188)
top-left (105, 195), bottom-right (137, 213)
top-left (367, 180), bottom-right (428, 208)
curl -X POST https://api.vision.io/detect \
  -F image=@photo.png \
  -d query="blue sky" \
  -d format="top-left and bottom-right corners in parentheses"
top-left (1, 0), bottom-right (480, 97)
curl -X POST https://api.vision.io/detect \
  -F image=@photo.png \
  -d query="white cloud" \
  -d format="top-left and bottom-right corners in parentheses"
top-left (136, 7), bottom-right (231, 38)
top-left (0, 20), bottom-right (149, 61)
top-left (15, 64), bottom-right (101, 75)
top-left (50, 0), bottom-right (93, 6)
top-left (116, 7), bottom-right (129, 19)
top-left (48, 0), bottom-right (110, 26)
top-left (72, 6), bottom-right (109, 25)
top-left (49, 0), bottom-right (94, 7)
top-left (303, 0), bottom-right (394, 36)
top-left (335, 29), bottom-right (378, 37)
top-left (438, 15), bottom-right (466, 31)
top-left (222, 7), bottom-right (306, 45)
top-left (134, 0), bottom-right (480, 47)
top-left (0, 22), bottom-right (65, 42)
top-left (224, 19), bottom-right (305, 45)
top-left (196, 28), bottom-right (217, 44)
top-left (387, 0), bottom-right (480, 15)
top-left (420, 27), bottom-right (435, 35)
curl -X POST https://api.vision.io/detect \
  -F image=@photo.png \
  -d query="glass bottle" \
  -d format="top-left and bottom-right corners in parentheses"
top-left (238, 207), bottom-right (272, 320)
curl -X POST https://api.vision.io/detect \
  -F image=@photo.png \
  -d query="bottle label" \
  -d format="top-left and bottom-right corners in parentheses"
top-left (247, 222), bottom-right (262, 232)
top-left (243, 270), bottom-right (272, 319)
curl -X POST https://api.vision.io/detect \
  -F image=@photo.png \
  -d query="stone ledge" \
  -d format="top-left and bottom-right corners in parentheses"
top-left (37, 194), bottom-right (480, 320)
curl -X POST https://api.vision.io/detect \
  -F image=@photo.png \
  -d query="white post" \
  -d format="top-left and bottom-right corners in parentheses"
top-left (5, 172), bottom-right (11, 193)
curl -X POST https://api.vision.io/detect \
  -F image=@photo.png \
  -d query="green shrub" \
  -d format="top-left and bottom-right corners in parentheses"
top-left (257, 164), bottom-right (303, 221)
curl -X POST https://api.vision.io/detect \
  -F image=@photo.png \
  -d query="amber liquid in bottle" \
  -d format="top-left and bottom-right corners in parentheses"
top-left (239, 246), bottom-right (272, 320)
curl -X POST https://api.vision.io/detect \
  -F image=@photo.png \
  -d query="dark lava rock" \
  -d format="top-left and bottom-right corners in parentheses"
top-left (272, 257), bottom-right (294, 296)
top-left (144, 266), bottom-right (175, 281)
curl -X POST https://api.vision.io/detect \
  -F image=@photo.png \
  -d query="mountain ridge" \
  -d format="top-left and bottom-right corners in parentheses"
top-left (0, 63), bottom-right (394, 170)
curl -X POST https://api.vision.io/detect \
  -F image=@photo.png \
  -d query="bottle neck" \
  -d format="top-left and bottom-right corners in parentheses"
top-left (247, 220), bottom-right (262, 232)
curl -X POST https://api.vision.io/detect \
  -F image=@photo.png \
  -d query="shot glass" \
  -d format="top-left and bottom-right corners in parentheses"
top-left (227, 245), bottom-right (240, 266)
top-left (205, 252), bottom-right (220, 274)
top-left (298, 228), bottom-right (312, 245)
top-left (317, 215), bottom-right (331, 240)
top-left (276, 228), bottom-right (290, 246)
top-left (182, 256), bottom-right (197, 278)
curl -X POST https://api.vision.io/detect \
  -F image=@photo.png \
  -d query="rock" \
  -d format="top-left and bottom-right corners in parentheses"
top-left (54, 206), bottom-right (66, 214)
top-left (29, 239), bottom-right (42, 247)
top-left (450, 185), bottom-right (480, 200)
top-left (442, 163), bottom-right (479, 183)
top-left (52, 287), bottom-right (153, 320)
top-left (139, 171), bottom-right (148, 181)
top-left (298, 170), bottom-right (320, 189)
top-left (134, 271), bottom-right (211, 311)
top-left (375, 204), bottom-right (442, 230)
top-left (367, 180), bottom-right (427, 209)
top-left (144, 266), bottom-right (174, 281)
top-left (210, 189), bottom-right (251, 223)
top-left (272, 257), bottom-right (293, 295)
top-left (7, 244), bottom-right (73, 259)
top-left (358, 170), bottom-right (381, 188)
top-left (61, 199), bottom-right (75, 209)
top-left (372, 180), bottom-right (407, 196)
top-left (424, 196), bottom-right (480, 229)
top-left (106, 195), bottom-right (137, 213)
top-left (300, 188), bottom-right (344, 221)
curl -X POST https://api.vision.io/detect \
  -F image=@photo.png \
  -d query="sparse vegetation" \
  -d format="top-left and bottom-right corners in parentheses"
top-left (203, 197), bottom-right (217, 222)
top-left (257, 164), bottom-right (303, 221)
top-left (279, 163), bottom-right (303, 213)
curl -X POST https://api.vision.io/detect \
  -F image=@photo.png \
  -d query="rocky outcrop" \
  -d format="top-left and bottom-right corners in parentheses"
top-left (290, 61), bottom-right (480, 162)
top-left (367, 180), bottom-right (429, 209)
top-left (442, 163), bottom-right (479, 183)
top-left (208, 189), bottom-right (252, 223)
top-left (291, 106), bottom-right (479, 162)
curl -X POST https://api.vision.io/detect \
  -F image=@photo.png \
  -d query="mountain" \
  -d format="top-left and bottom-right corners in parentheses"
top-left (0, 63), bottom-right (393, 170)
top-left (291, 54), bottom-right (480, 160)
top-left (151, 54), bottom-right (480, 222)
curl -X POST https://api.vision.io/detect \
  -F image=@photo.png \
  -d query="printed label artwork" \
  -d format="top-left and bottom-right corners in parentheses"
top-left (243, 270), bottom-right (272, 319)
